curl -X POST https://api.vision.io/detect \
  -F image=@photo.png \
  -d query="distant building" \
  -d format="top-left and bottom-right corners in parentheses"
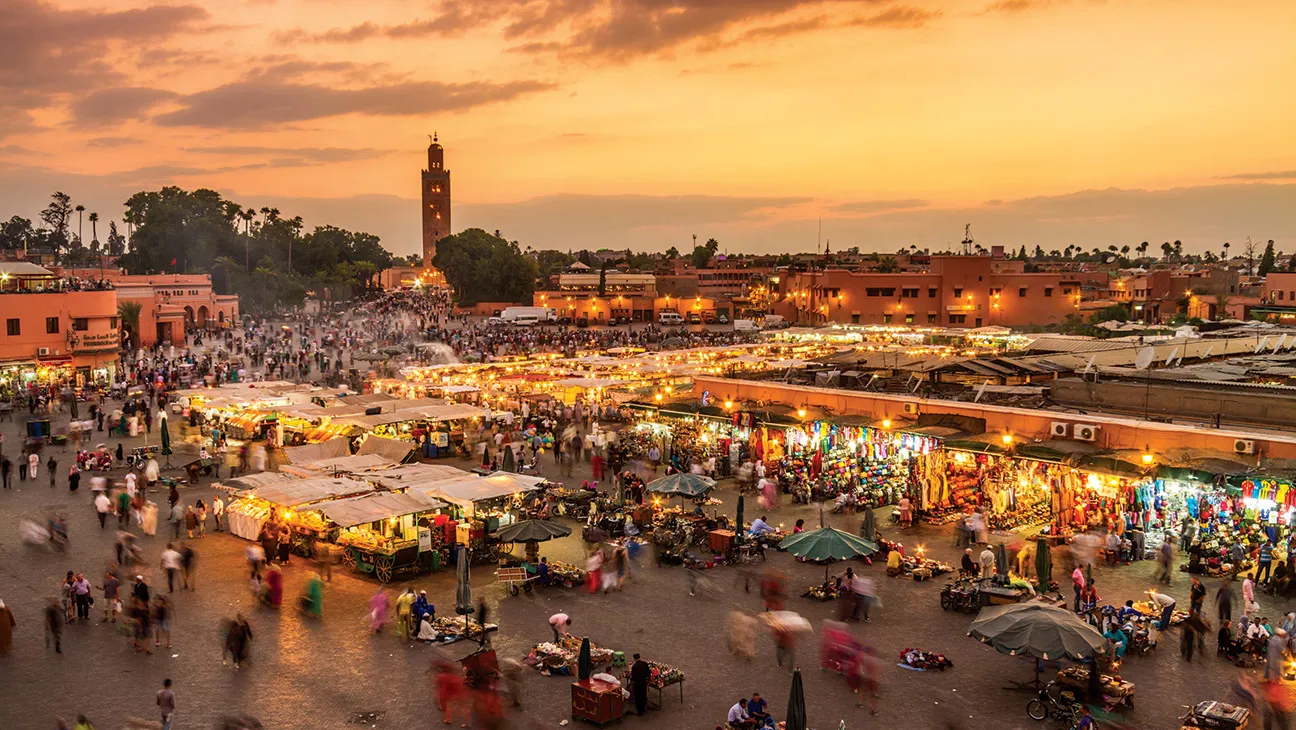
top-left (772, 255), bottom-right (1081, 328)
top-left (421, 134), bottom-right (452, 267)
top-left (62, 270), bottom-right (239, 346)
top-left (0, 262), bottom-right (121, 387)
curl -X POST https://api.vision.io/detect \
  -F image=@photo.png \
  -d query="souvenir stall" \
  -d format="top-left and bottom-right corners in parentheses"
top-left (926, 449), bottom-right (1056, 530)
top-left (319, 491), bottom-right (450, 580)
top-left (776, 420), bottom-right (941, 508)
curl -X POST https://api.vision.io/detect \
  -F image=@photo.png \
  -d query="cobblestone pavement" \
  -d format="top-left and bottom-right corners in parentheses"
top-left (0, 405), bottom-right (1276, 730)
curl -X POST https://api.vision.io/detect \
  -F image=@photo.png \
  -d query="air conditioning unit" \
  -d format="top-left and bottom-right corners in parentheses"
top-left (1234, 439), bottom-right (1256, 455)
top-left (902, 402), bottom-right (920, 415)
top-left (1050, 422), bottom-right (1070, 438)
top-left (1074, 424), bottom-right (1099, 442)
top-left (37, 347), bottom-right (51, 357)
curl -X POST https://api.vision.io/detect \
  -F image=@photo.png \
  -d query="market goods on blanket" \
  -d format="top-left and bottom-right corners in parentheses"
top-left (900, 647), bottom-right (953, 671)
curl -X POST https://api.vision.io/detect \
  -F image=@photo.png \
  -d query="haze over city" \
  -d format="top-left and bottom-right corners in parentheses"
top-left (2, 0), bottom-right (1295, 255)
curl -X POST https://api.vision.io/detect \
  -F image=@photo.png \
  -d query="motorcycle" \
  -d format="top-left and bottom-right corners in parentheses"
top-left (939, 580), bottom-right (981, 612)
top-left (1027, 682), bottom-right (1082, 725)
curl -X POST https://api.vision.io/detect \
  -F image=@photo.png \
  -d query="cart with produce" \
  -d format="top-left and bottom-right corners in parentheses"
top-left (497, 565), bottom-right (537, 596)
top-left (338, 537), bottom-right (425, 582)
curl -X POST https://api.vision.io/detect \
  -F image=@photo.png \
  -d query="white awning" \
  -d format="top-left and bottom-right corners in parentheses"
top-left (315, 491), bottom-right (446, 528)
top-left (250, 477), bottom-right (373, 507)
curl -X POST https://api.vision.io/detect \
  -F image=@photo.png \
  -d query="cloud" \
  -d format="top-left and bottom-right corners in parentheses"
top-left (0, 0), bottom-right (208, 104)
top-left (282, 1), bottom-right (923, 59)
top-left (0, 144), bottom-right (47, 157)
top-left (1221, 170), bottom-right (1296, 181)
top-left (851, 5), bottom-right (940, 28)
top-left (87, 136), bottom-right (144, 149)
top-left (153, 79), bottom-right (556, 129)
top-left (980, 0), bottom-right (1046, 14)
top-left (70, 87), bottom-right (180, 128)
top-left (830, 199), bottom-right (930, 214)
top-left (185, 145), bottom-right (395, 163)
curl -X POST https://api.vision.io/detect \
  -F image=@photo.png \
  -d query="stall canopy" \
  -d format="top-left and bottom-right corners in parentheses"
top-left (284, 438), bottom-right (350, 464)
top-left (280, 454), bottom-right (395, 478)
top-left (249, 477), bottom-right (373, 507)
top-left (360, 464), bottom-right (472, 491)
top-left (418, 473), bottom-right (541, 508)
top-left (336, 402), bottom-right (487, 430)
top-left (316, 491), bottom-right (446, 528)
top-left (220, 471), bottom-right (299, 491)
top-left (357, 435), bottom-right (417, 463)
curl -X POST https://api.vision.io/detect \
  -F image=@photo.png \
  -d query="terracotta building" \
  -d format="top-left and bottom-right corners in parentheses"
top-left (63, 270), bottom-right (239, 346)
top-left (0, 262), bottom-right (121, 388)
top-left (773, 255), bottom-right (1082, 328)
top-left (421, 134), bottom-right (452, 267)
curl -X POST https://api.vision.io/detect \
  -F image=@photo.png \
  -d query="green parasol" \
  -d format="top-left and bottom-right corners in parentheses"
top-left (786, 668), bottom-right (807, 730)
top-left (159, 416), bottom-right (173, 456)
top-left (646, 472), bottom-right (715, 499)
top-left (1035, 538), bottom-right (1052, 585)
top-left (578, 637), bottom-right (592, 680)
top-left (779, 515), bottom-right (877, 581)
top-left (495, 519), bottom-right (572, 543)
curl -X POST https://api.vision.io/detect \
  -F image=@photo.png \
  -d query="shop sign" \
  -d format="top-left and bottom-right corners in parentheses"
top-left (435, 432), bottom-right (449, 448)
top-left (73, 332), bottom-right (119, 351)
top-left (418, 526), bottom-right (432, 552)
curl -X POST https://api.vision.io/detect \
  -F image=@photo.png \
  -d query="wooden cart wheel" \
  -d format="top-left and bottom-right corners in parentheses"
top-left (510, 584), bottom-right (519, 597)
top-left (375, 555), bottom-right (394, 582)
top-left (340, 551), bottom-right (356, 570)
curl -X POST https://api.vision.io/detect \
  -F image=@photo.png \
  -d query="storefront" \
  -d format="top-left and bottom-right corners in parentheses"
top-left (774, 420), bottom-right (941, 507)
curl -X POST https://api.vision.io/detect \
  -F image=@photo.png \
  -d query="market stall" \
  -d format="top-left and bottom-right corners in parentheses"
top-left (225, 476), bottom-right (374, 541)
top-left (318, 491), bottom-right (449, 581)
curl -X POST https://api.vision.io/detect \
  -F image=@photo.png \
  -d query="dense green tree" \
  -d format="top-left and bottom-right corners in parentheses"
top-left (690, 244), bottom-right (713, 269)
top-left (433, 228), bottom-right (538, 305)
top-left (664, 246), bottom-right (680, 259)
top-left (1259, 239), bottom-right (1277, 275)
top-left (39, 192), bottom-right (73, 253)
top-left (534, 249), bottom-right (576, 279)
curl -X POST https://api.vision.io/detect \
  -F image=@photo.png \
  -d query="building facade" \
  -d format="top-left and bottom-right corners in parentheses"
top-left (64, 270), bottom-right (239, 347)
top-left (421, 135), bottom-right (452, 267)
top-left (0, 263), bottom-right (120, 390)
top-left (773, 255), bottom-right (1081, 328)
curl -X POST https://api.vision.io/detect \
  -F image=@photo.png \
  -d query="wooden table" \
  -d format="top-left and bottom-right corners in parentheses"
top-left (709, 529), bottom-right (735, 553)
top-left (572, 678), bottom-right (624, 726)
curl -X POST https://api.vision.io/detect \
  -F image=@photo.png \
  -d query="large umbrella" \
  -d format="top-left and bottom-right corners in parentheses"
top-left (159, 416), bottom-right (173, 466)
top-left (779, 523), bottom-right (877, 581)
top-left (786, 668), bottom-right (807, 730)
top-left (995, 542), bottom-right (1009, 579)
top-left (455, 546), bottom-right (473, 634)
top-left (1035, 538), bottom-right (1052, 585)
top-left (578, 637), bottom-right (592, 680)
top-left (646, 472), bottom-right (715, 499)
top-left (969, 603), bottom-right (1108, 688)
top-left (501, 446), bottom-right (515, 473)
top-left (495, 519), bottom-right (572, 543)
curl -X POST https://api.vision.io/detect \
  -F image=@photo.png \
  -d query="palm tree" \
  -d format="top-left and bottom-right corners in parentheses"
top-left (88, 212), bottom-right (99, 250)
top-left (1137, 241), bottom-right (1149, 258)
top-left (1161, 242), bottom-right (1173, 261)
top-left (1120, 245), bottom-right (1130, 259)
top-left (73, 204), bottom-right (85, 255)
top-left (117, 300), bottom-right (143, 350)
top-left (1173, 240), bottom-right (1183, 260)
top-left (1223, 241), bottom-right (1231, 260)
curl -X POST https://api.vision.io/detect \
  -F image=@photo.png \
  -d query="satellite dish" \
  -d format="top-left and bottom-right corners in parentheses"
top-left (1202, 345), bottom-right (1214, 360)
top-left (1105, 256), bottom-right (1116, 264)
top-left (1164, 347), bottom-right (1179, 366)
top-left (1273, 334), bottom-right (1286, 352)
top-left (1082, 355), bottom-right (1097, 374)
top-left (974, 379), bottom-right (990, 403)
top-left (1256, 336), bottom-right (1269, 353)
top-left (1134, 347), bottom-right (1155, 370)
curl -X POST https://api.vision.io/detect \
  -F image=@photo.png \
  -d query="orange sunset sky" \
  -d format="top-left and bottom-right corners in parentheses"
top-left (1, 0), bottom-right (1294, 257)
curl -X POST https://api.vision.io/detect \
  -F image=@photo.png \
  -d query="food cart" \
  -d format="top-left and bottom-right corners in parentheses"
top-left (318, 491), bottom-right (448, 582)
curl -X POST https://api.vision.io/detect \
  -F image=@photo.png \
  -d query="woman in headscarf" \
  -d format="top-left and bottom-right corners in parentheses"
top-left (395, 588), bottom-right (415, 639)
top-left (369, 588), bottom-right (389, 634)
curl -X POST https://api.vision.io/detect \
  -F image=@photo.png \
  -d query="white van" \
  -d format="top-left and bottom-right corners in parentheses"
top-left (511, 314), bottom-right (540, 326)
top-left (501, 306), bottom-right (557, 323)
top-left (733, 319), bottom-right (759, 332)
top-left (762, 315), bottom-right (788, 329)
top-left (658, 311), bottom-right (684, 326)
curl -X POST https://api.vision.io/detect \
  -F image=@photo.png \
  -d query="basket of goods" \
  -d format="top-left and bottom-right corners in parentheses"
top-left (802, 583), bottom-right (837, 601)
top-left (548, 561), bottom-right (586, 588)
top-left (622, 660), bottom-right (683, 688)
